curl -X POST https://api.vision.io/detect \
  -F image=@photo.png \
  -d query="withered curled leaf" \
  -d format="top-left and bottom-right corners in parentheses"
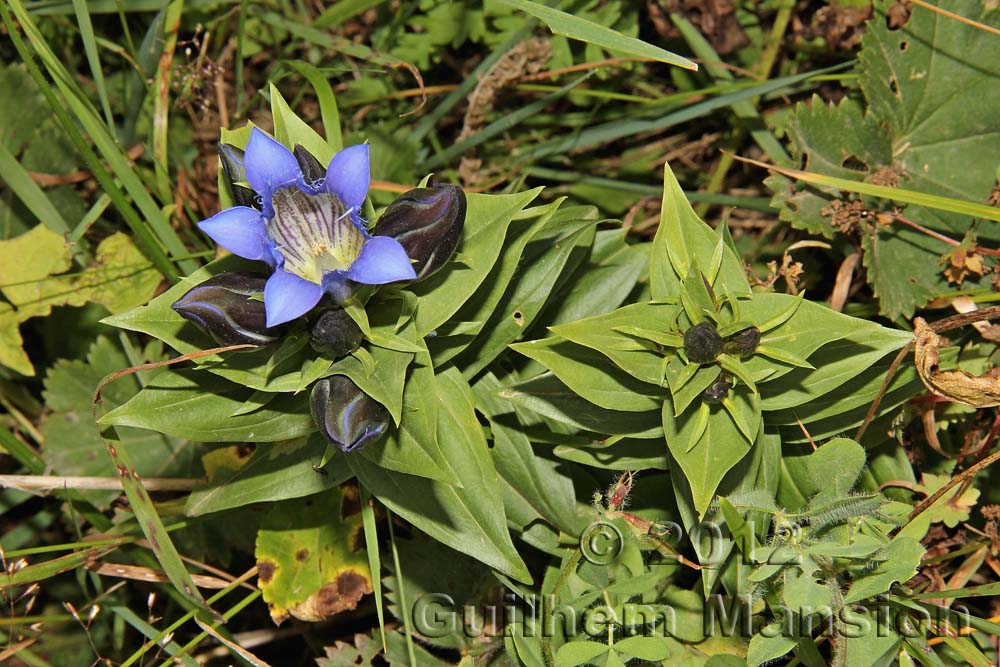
top-left (914, 317), bottom-right (1000, 408)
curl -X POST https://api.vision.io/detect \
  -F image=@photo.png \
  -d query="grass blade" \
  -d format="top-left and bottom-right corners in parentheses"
top-left (421, 73), bottom-right (592, 171)
top-left (498, 0), bottom-right (697, 71)
top-left (285, 61), bottom-right (343, 152)
top-left (736, 155), bottom-right (1000, 223)
top-left (71, 0), bottom-right (114, 129)
top-left (527, 63), bottom-right (851, 159)
top-left (0, 141), bottom-right (72, 235)
top-left (151, 0), bottom-right (184, 201)
top-left (4, 0), bottom-right (196, 280)
top-left (359, 485), bottom-right (387, 653)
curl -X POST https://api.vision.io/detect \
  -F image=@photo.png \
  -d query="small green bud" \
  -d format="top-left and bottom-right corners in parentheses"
top-left (309, 308), bottom-right (363, 359)
top-left (701, 375), bottom-right (731, 404)
top-left (310, 376), bottom-right (391, 452)
top-left (724, 326), bottom-right (760, 359)
top-left (373, 184), bottom-right (466, 281)
top-left (683, 322), bottom-right (723, 364)
top-left (171, 272), bottom-right (278, 347)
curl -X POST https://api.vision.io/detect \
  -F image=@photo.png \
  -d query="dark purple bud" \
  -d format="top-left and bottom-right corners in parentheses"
top-left (310, 376), bottom-right (391, 452)
top-left (309, 308), bottom-right (363, 359)
top-left (171, 272), bottom-right (278, 347)
top-left (372, 184), bottom-right (466, 281)
top-left (724, 326), bottom-right (760, 359)
top-left (683, 322), bottom-right (723, 364)
top-left (218, 144), bottom-right (257, 209)
top-left (701, 375), bottom-right (731, 404)
top-left (293, 145), bottom-right (326, 183)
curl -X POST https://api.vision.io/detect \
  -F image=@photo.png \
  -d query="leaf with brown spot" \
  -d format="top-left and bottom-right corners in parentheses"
top-left (914, 317), bottom-right (1000, 408)
top-left (254, 489), bottom-right (372, 625)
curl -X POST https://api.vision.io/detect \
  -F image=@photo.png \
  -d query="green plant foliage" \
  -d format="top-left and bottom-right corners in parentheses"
top-left (9, 3), bottom-right (1000, 665)
top-left (767, 0), bottom-right (1000, 318)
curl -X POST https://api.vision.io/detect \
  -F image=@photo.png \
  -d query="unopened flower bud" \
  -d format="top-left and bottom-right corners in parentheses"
top-left (309, 308), bottom-right (363, 359)
top-left (293, 145), bottom-right (326, 183)
top-left (724, 326), bottom-right (760, 359)
top-left (310, 376), bottom-right (390, 452)
top-left (701, 375), bottom-right (731, 404)
top-left (683, 322), bottom-right (723, 364)
top-left (217, 144), bottom-right (257, 209)
top-left (171, 272), bottom-right (278, 347)
top-left (372, 184), bottom-right (466, 281)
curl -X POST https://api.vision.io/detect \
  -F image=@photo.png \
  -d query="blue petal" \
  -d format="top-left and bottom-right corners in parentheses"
top-left (263, 269), bottom-right (323, 326)
top-left (197, 207), bottom-right (269, 261)
top-left (244, 128), bottom-right (301, 206)
top-left (344, 236), bottom-right (417, 285)
top-left (326, 144), bottom-right (370, 210)
top-left (321, 271), bottom-right (358, 304)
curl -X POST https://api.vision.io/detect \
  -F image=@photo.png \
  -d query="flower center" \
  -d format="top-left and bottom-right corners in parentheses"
top-left (268, 187), bottom-right (365, 284)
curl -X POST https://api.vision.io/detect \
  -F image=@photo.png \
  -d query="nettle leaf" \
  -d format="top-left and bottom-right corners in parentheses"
top-left (349, 368), bottom-right (529, 582)
top-left (41, 337), bottom-right (196, 508)
top-left (99, 368), bottom-right (314, 442)
top-left (255, 489), bottom-right (372, 625)
top-left (767, 0), bottom-right (1000, 318)
top-left (411, 188), bottom-right (542, 334)
top-left (103, 255), bottom-right (333, 393)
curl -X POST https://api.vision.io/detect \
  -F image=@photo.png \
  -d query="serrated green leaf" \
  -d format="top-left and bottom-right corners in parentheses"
top-left (843, 537), bottom-right (924, 603)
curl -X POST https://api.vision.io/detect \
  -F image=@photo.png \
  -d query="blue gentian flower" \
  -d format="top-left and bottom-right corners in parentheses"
top-left (197, 128), bottom-right (416, 326)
